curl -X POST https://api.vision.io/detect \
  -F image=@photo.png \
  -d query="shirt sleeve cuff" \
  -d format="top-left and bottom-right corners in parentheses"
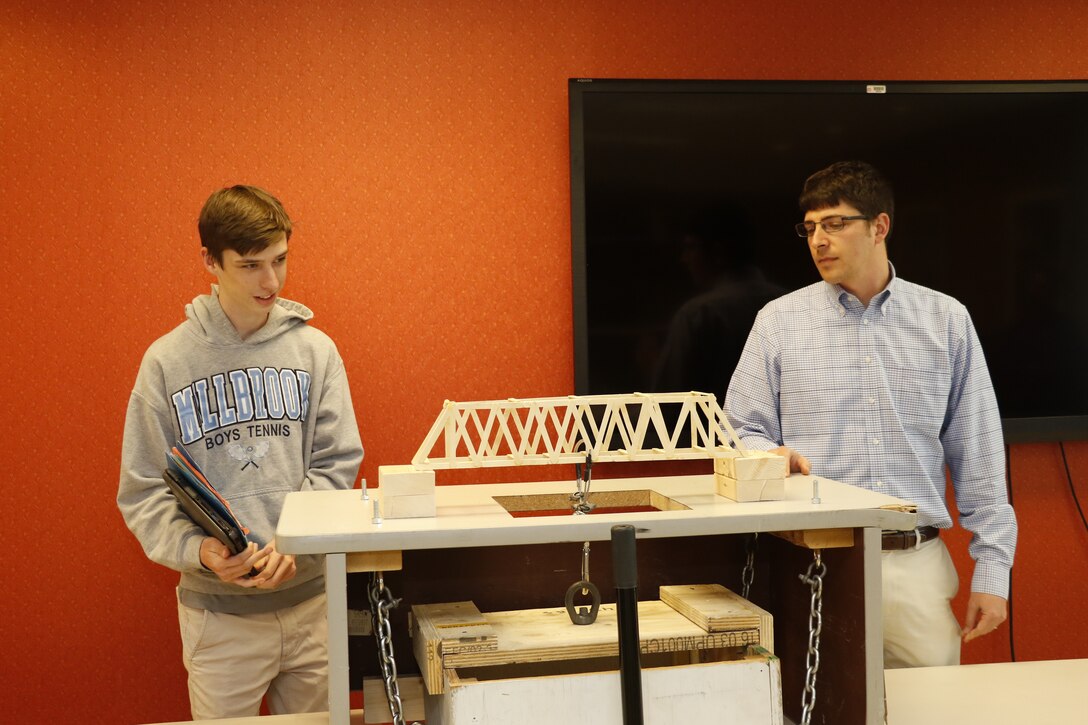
top-left (971, 561), bottom-right (1011, 599)
top-left (181, 532), bottom-right (208, 572)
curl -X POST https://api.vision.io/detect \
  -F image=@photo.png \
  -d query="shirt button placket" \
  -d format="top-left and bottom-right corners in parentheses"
top-left (860, 311), bottom-right (881, 477)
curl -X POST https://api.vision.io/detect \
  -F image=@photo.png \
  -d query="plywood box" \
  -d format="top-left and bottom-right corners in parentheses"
top-left (428, 648), bottom-right (782, 725)
top-left (412, 600), bottom-right (762, 695)
top-left (412, 586), bottom-right (781, 724)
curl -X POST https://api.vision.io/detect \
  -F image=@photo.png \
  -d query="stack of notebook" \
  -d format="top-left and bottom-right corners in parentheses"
top-left (163, 443), bottom-right (251, 555)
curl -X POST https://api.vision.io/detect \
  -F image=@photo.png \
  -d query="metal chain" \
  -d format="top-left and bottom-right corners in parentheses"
top-left (581, 541), bottom-right (591, 594)
top-left (798, 550), bottom-right (826, 725)
top-left (368, 573), bottom-right (419, 725)
top-left (741, 532), bottom-right (759, 600)
top-left (571, 447), bottom-right (595, 514)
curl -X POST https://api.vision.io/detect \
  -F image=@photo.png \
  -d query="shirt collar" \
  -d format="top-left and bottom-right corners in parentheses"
top-left (821, 262), bottom-right (898, 316)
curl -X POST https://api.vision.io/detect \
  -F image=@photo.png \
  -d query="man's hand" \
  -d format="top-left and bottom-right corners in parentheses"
top-left (199, 537), bottom-right (266, 584)
top-left (245, 541), bottom-right (297, 590)
top-left (771, 446), bottom-right (811, 475)
top-left (961, 592), bottom-right (1008, 643)
top-left (198, 537), bottom-right (297, 589)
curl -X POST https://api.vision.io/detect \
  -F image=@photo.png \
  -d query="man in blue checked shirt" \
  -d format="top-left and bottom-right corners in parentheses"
top-left (725, 160), bottom-right (1017, 668)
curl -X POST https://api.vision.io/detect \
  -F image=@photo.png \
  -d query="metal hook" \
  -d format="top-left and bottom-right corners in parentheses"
top-left (571, 443), bottom-right (596, 514)
top-left (565, 579), bottom-right (601, 625)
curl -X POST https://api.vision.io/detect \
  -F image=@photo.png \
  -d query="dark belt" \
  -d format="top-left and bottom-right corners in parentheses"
top-left (881, 525), bottom-right (940, 551)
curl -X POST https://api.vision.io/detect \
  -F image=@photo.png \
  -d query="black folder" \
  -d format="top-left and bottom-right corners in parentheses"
top-left (162, 466), bottom-right (250, 555)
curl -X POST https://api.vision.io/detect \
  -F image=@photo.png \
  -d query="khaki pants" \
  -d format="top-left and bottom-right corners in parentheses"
top-left (881, 538), bottom-right (962, 669)
top-left (177, 590), bottom-right (329, 719)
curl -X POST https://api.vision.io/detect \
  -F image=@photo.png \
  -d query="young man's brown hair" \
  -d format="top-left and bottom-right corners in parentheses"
top-left (198, 185), bottom-right (293, 263)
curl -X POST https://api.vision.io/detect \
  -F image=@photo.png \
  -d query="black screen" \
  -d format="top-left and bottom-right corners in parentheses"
top-left (570, 80), bottom-right (1088, 442)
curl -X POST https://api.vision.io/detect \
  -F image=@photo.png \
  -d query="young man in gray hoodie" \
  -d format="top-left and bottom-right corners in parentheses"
top-left (118, 185), bottom-right (364, 719)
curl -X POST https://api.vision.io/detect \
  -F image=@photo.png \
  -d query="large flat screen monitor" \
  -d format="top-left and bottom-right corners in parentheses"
top-left (570, 79), bottom-right (1088, 443)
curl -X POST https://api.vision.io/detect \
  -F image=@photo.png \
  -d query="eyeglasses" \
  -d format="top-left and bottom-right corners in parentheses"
top-left (794, 215), bottom-right (869, 238)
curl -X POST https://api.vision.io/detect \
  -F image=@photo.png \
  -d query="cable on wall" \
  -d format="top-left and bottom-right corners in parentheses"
top-left (1060, 442), bottom-right (1088, 534)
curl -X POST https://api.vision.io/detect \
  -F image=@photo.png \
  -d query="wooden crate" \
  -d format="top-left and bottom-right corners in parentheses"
top-left (410, 585), bottom-right (781, 724)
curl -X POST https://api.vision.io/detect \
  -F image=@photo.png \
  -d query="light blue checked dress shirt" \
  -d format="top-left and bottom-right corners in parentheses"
top-left (725, 268), bottom-right (1016, 598)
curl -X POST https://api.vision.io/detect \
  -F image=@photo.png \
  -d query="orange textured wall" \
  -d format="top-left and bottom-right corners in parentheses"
top-left (2, 1), bottom-right (1086, 722)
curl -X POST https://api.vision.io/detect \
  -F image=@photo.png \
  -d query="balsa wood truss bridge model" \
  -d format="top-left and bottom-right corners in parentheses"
top-left (377, 392), bottom-right (787, 517)
top-left (413, 391), bottom-right (742, 468)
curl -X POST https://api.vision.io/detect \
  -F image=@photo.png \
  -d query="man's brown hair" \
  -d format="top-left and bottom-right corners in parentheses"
top-left (799, 161), bottom-right (894, 238)
top-left (198, 185), bottom-right (293, 264)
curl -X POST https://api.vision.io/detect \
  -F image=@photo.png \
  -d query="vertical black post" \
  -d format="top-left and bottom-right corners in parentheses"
top-left (612, 524), bottom-right (644, 725)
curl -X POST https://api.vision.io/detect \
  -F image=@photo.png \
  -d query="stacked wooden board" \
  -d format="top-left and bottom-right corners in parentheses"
top-left (713, 449), bottom-right (787, 502)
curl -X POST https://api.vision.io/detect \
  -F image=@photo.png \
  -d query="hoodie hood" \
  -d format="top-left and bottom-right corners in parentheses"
top-left (186, 285), bottom-right (313, 346)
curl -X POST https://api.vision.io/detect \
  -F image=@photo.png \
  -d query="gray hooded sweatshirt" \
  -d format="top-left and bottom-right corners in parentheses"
top-left (118, 288), bottom-right (363, 614)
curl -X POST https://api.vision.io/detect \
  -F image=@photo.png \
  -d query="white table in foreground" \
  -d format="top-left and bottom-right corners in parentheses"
top-left (148, 710), bottom-right (365, 724)
top-left (277, 473), bottom-right (916, 725)
top-left (885, 659), bottom-right (1088, 725)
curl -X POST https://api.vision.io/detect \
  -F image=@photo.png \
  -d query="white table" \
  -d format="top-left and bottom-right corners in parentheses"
top-left (885, 659), bottom-right (1088, 724)
top-left (146, 659), bottom-right (1088, 724)
top-left (277, 473), bottom-right (915, 725)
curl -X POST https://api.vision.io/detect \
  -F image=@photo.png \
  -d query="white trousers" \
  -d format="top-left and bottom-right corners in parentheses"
top-left (881, 538), bottom-right (962, 669)
top-left (177, 590), bottom-right (329, 719)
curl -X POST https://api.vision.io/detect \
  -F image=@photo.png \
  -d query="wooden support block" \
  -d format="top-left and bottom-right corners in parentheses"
top-left (379, 465), bottom-right (437, 518)
top-left (715, 473), bottom-right (785, 502)
top-left (384, 493), bottom-right (436, 519)
top-left (379, 465), bottom-right (436, 495)
top-left (411, 601), bottom-right (498, 695)
top-left (713, 449), bottom-right (787, 480)
top-left (363, 675), bottom-right (425, 724)
top-left (346, 550), bottom-right (403, 573)
top-left (713, 450), bottom-right (786, 502)
top-left (660, 583), bottom-right (774, 652)
top-left (772, 528), bottom-right (855, 549)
